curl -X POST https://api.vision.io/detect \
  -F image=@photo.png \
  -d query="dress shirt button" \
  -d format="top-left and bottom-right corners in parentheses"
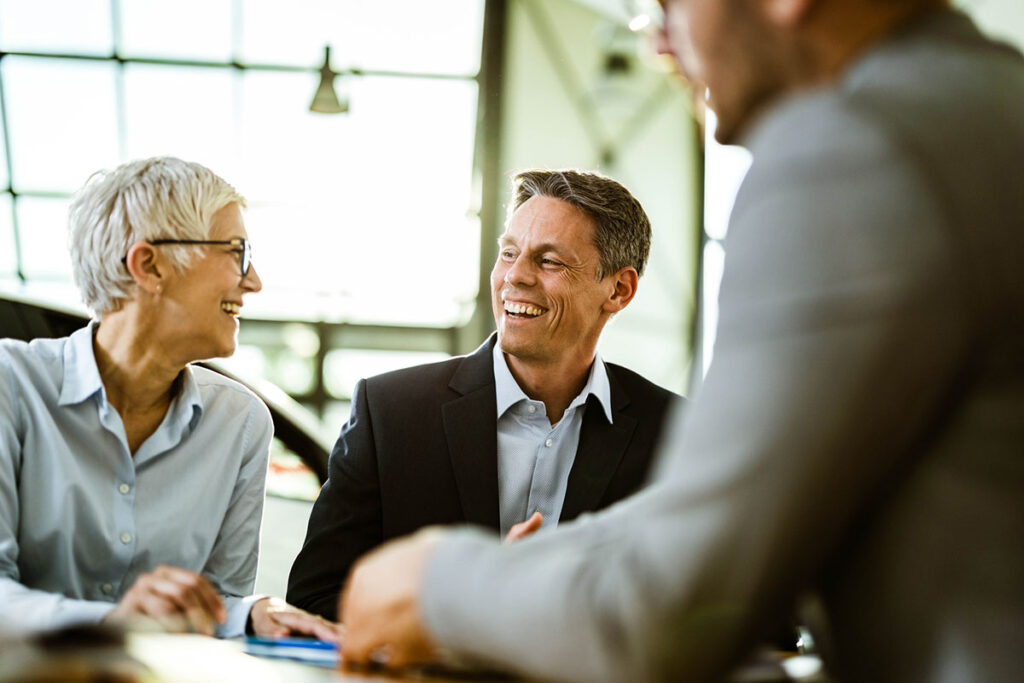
top-left (101, 583), bottom-right (113, 595)
top-left (120, 533), bottom-right (132, 544)
top-left (544, 438), bottom-right (553, 447)
top-left (528, 405), bottom-right (537, 414)
top-left (119, 483), bottom-right (130, 494)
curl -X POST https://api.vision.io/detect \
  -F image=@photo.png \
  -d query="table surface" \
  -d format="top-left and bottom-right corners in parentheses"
top-left (124, 632), bottom-right (826, 682)
top-left (126, 632), bottom-right (473, 682)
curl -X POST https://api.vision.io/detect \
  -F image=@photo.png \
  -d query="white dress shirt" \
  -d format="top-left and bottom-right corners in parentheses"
top-left (492, 343), bottom-right (613, 537)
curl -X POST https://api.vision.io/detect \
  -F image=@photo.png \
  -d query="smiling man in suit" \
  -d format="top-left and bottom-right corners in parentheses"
top-left (287, 169), bottom-right (679, 620)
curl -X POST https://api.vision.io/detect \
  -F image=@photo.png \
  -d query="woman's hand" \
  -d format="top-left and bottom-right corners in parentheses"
top-left (104, 565), bottom-right (226, 635)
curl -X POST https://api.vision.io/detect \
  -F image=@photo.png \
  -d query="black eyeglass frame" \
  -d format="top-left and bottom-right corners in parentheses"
top-left (122, 238), bottom-right (252, 277)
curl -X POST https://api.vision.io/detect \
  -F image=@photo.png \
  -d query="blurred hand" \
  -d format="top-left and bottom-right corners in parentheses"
top-left (104, 565), bottom-right (225, 636)
top-left (503, 511), bottom-right (543, 544)
top-left (249, 597), bottom-right (340, 642)
top-left (340, 528), bottom-right (445, 670)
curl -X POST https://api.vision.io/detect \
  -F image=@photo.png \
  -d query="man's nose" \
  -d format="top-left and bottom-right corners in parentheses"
top-left (504, 255), bottom-right (536, 286)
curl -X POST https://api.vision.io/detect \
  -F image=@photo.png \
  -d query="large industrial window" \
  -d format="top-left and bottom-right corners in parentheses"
top-left (0, 0), bottom-right (484, 329)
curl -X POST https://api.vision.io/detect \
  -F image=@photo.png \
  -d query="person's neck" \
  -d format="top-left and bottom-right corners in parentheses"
top-left (505, 352), bottom-right (594, 425)
top-left (93, 308), bottom-right (181, 418)
top-left (805, 0), bottom-right (949, 82)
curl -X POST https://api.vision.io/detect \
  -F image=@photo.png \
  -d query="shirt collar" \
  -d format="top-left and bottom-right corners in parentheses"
top-left (59, 320), bottom-right (204, 426)
top-left (492, 342), bottom-right (614, 424)
top-left (59, 320), bottom-right (105, 407)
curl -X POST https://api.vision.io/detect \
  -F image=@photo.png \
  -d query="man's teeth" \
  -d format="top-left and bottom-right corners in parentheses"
top-left (221, 302), bottom-right (240, 316)
top-left (505, 302), bottom-right (545, 317)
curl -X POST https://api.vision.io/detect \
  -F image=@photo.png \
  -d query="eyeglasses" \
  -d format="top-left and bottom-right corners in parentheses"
top-left (122, 238), bottom-right (253, 277)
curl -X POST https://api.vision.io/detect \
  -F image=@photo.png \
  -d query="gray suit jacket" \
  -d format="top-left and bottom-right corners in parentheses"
top-left (419, 10), bottom-right (1024, 682)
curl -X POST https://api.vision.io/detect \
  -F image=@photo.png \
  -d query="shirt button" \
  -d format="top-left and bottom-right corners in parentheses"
top-left (120, 533), bottom-right (132, 544)
top-left (119, 483), bottom-right (130, 494)
top-left (528, 405), bottom-right (537, 414)
top-left (101, 583), bottom-right (113, 595)
top-left (544, 438), bottom-right (553, 447)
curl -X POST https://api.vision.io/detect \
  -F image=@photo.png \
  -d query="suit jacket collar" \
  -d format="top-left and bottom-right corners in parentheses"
top-left (442, 334), bottom-right (638, 530)
top-left (443, 334), bottom-right (501, 529)
top-left (560, 366), bottom-right (638, 522)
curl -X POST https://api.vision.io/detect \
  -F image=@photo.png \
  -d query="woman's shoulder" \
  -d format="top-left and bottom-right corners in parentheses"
top-left (0, 336), bottom-right (67, 391)
top-left (188, 364), bottom-right (272, 423)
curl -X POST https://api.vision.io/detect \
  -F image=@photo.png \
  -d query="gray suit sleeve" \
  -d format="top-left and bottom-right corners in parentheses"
top-left (420, 103), bottom-right (972, 682)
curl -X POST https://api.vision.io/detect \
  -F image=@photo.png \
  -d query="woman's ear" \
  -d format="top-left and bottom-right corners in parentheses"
top-left (123, 242), bottom-right (164, 296)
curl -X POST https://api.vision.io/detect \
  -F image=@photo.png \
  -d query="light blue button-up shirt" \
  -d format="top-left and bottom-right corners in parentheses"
top-left (493, 343), bottom-right (613, 537)
top-left (0, 322), bottom-right (271, 636)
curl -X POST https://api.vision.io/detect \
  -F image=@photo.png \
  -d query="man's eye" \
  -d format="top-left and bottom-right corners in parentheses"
top-left (541, 258), bottom-right (562, 267)
top-left (501, 250), bottom-right (516, 260)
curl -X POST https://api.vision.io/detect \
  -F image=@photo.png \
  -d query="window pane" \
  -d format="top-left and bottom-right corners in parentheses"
top-left (0, 116), bottom-right (8, 189)
top-left (240, 0), bottom-right (484, 75)
top-left (2, 57), bottom-right (119, 193)
top-left (118, 0), bottom-right (233, 62)
top-left (239, 0), bottom-right (342, 67)
top-left (18, 196), bottom-right (73, 282)
top-left (323, 348), bottom-right (450, 400)
top-left (0, 193), bottom-right (15, 277)
top-left (0, 0), bottom-right (112, 56)
top-left (239, 73), bottom-right (480, 324)
top-left (345, 0), bottom-right (484, 76)
top-left (123, 64), bottom-right (237, 177)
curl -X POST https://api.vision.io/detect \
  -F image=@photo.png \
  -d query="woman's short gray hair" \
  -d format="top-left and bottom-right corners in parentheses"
top-left (510, 169), bottom-right (652, 279)
top-left (68, 156), bottom-right (246, 316)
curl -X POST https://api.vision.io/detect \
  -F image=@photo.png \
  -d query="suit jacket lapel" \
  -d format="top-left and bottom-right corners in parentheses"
top-left (560, 365), bottom-right (637, 522)
top-left (442, 335), bottom-right (500, 530)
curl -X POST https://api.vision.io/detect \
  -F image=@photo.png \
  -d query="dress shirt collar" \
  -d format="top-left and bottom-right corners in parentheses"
top-left (59, 320), bottom-right (204, 425)
top-left (492, 340), bottom-right (613, 424)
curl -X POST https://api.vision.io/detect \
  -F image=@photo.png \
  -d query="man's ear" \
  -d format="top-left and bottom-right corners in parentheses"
top-left (124, 241), bottom-right (165, 295)
top-left (761, 0), bottom-right (816, 26)
top-left (603, 267), bottom-right (639, 314)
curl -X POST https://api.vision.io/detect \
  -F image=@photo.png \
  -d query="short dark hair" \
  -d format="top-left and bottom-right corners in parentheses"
top-left (510, 169), bottom-right (652, 278)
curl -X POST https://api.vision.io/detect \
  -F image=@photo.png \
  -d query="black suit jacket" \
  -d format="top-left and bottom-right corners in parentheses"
top-left (287, 335), bottom-right (679, 620)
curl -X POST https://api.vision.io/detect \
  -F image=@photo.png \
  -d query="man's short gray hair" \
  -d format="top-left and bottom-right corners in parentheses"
top-left (68, 156), bottom-right (246, 316)
top-left (510, 169), bottom-right (652, 279)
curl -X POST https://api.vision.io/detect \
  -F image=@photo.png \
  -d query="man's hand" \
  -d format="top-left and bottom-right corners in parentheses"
top-left (340, 528), bottom-right (446, 670)
top-left (503, 511), bottom-right (543, 544)
top-left (249, 597), bottom-right (340, 641)
top-left (104, 565), bottom-right (226, 635)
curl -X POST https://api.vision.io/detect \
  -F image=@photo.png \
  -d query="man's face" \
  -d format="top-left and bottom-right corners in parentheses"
top-left (656, 0), bottom-right (783, 144)
top-left (491, 196), bottom-right (616, 371)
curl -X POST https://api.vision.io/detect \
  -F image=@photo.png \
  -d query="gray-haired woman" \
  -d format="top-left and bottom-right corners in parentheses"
top-left (0, 157), bottom-right (335, 641)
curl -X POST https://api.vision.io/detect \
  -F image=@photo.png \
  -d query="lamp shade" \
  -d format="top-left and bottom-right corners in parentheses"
top-left (310, 45), bottom-right (348, 114)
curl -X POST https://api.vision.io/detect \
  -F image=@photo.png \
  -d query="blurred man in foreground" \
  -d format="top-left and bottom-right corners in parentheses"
top-left (339, 0), bottom-right (1024, 680)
